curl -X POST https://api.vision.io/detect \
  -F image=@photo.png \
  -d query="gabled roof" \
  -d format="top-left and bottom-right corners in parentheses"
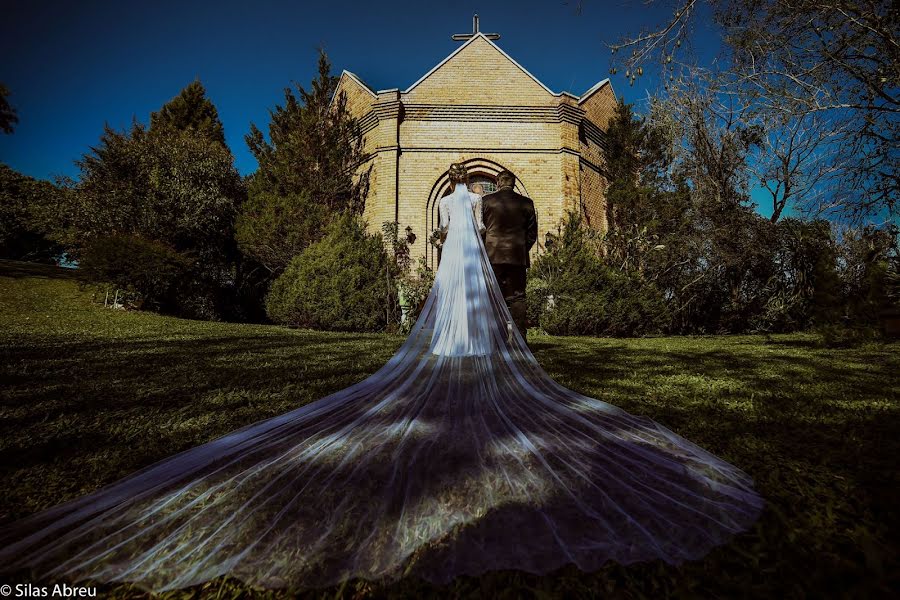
top-left (404, 32), bottom-right (555, 96)
top-left (333, 34), bottom-right (616, 105)
top-left (330, 70), bottom-right (378, 108)
top-left (579, 78), bottom-right (614, 104)
top-left (338, 70), bottom-right (377, 97)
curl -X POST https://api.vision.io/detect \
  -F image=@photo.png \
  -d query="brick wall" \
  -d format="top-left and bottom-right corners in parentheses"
top-left (404, 36), bottom-right (556, 106)
top-left (333, 35), bottom-right (618, 265)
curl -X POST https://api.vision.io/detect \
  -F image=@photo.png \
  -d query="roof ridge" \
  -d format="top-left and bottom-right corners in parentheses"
top-left (578, 78), bottom-right (613, 104)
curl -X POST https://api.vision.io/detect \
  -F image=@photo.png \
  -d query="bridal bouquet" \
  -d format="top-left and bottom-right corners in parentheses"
top-left (428, 228), bottom-right (444, 249)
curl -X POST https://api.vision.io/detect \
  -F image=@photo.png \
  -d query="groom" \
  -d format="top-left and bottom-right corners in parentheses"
top-left (481, 170), bottom-right (537, 340)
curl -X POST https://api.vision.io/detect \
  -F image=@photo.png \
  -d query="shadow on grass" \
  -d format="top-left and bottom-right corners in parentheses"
top-left (0, 330), bottom-right (401, 521)
top-left (1, 324), bottom-right (897, 598)
top-left (523, 336), bottom-right (899, 598)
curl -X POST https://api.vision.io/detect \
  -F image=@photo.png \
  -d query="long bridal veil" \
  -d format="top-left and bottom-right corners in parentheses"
top-left (0, 184), bottom-right (764, 592)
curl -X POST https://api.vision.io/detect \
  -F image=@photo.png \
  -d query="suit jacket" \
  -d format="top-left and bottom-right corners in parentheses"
top-left (481, 187), bottom-right (538, 267)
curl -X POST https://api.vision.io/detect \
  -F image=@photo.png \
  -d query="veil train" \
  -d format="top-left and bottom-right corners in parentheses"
top-left (0, 183), bottom-right (764, 592)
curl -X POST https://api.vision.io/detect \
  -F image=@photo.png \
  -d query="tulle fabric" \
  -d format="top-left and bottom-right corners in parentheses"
top-left (429, 185), bottom-right (498, 356)
top-left (0, 184), bottom-right (764, 592)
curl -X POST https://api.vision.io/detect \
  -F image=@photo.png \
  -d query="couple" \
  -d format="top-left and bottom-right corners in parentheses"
top-left (431, 163), bottom-right (535, 356)
top-left (0, 162), bottom-right (764, 593)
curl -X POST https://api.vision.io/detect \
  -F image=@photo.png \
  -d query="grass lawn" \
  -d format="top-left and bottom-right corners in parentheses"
top-left (0, 259), bottom-right (897, 599)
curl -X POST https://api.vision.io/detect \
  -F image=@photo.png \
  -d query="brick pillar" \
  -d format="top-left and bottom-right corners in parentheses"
top-left (557, 98), bottom-right (586, 217)
top-left (371, 90), bottom-right (403, 232)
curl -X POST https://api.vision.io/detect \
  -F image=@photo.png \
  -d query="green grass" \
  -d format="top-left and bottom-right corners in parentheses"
top-left (0, 259), bottom-right (897, 599)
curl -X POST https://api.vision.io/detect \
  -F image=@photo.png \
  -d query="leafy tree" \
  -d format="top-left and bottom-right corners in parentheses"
top-left (611, 0), bottom-right (899, 221)
top-left (234, 186), bottom-right (328, 274)
top-left (71, 123), bottom-right (243, 259)
top-left (0, 84), bottom-right (18, 134)
top-left (648, 82), bottom-right (775, 332)
top-left (149, 80), bottom-right (226, 145)
top-left (78, 234), bottom-right (193, 311)
top-left (67, 82), bottom-right (246, 318)
top-left (748, 106), bottom-right (838, 223)
top-left (751, 219), bottom-right (842, 332)
top-left (838, 224), bottom-right (898, 324)
top-left (265, 215), bottom-right (396, 332)
top-left (0, 164), bottom-right (65, 262)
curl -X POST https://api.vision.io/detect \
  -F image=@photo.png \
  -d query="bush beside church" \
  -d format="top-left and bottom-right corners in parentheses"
top-left (265, 216), bottom-right (397, 332)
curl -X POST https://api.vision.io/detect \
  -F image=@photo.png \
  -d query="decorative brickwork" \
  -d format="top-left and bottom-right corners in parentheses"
top-left (333, 33), bottom-right (617, 267)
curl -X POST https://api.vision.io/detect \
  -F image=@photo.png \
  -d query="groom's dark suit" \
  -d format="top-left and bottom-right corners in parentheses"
top-left (481, 186), bottom-right (538, 339)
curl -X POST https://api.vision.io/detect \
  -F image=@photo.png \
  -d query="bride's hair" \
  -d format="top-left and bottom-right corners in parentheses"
top-left (448, 162), bottom-right (468, 185)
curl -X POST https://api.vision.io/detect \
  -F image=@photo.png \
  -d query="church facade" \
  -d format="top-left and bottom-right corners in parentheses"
top-left (334, 29), bottom-right (617, 267)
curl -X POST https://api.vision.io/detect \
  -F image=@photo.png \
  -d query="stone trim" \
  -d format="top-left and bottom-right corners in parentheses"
top-left (403, 104), bottom-right (559, 121)
top-left (581, 119), bottom-right (610, 151)
top-left (370, 146), bottom-right (585, 155)
top-left (358, 104), bottom-right (600, 129)
top-left (372, 99), bottom-right (403, 120)
top-left (330, 70), bottom-right (377, 107)
top-left (358, 112), bottom-right (379, 135)
top-left (579, 156), bottom-right (607, 177)
top-left (557, 103), bottom-right (586, 124)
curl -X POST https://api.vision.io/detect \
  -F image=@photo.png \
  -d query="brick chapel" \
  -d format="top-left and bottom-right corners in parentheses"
top-left (333, 16), bottom-right (618, 267)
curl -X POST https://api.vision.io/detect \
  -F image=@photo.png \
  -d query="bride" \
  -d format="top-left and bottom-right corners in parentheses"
top-left (0, 162), bottom-right (764, 593)
top-left (429, 163), bottom-right (498, 357)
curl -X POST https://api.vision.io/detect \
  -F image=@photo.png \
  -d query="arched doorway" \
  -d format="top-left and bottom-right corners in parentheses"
top-left (425, 158), bottom-right (529, 268)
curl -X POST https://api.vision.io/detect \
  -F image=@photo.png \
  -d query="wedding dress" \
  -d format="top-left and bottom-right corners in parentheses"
top-left (429, 183), bottom-right (496, 356)
top-left (0, 183), bottom-right (764, 592)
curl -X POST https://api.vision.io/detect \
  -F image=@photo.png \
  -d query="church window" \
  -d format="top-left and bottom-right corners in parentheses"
top-left (469, 174), bottom-right (497, 195)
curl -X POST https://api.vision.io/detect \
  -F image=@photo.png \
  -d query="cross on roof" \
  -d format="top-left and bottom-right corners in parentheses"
top-left (451, 14), bottom-right (500, 41)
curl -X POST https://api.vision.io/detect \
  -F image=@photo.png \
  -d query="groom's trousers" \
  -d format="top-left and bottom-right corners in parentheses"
top-left (490, 263), bottom-right (528, 341)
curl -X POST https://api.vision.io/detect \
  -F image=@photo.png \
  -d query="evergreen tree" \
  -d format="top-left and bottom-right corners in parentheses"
top-left (238, 49), bottom-right (370, 277)
top-left (150, 80), bottom-right (226, 145)
top-left (0, 164), bottom-right (64, 261)
top-left (603, 100), bottom-right (674, 274)
top-left (0, 84), bottom-right (18, 134)
top-left (244, 49), bottom-right (368, 214)
top-left (600, 100), bottom-right (699, 332)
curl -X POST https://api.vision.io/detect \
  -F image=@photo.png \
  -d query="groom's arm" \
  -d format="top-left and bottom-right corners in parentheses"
top-left (525, 201), bottom-right (538, 252)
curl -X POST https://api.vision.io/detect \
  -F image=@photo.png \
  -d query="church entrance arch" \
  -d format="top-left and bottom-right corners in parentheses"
top-left (425, 158), bottom-right (529, 267)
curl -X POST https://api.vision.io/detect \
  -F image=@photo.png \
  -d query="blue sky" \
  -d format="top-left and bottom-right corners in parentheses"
top-left (1, 0), bottom-right (722, 181)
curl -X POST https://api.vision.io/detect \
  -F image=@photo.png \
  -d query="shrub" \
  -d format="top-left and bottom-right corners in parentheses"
top-left (530, 212), bottom-right (669, 337)
top-left (539, 276), bottom-right (669, 337)
top-left (78, 234), bottom-right (193, 311)
top-left (265, 215), bottom-right (396, 332)
top-left (398, 257), bottom-right (434, 332)
top-left (813, 323), bottom-right (882, 348)
top-left (381, 221), bottom-right (434, 332)
top-left (235, 188), bottom-right (330, 275)
top-left (526, 275), bottom-right (550, 332)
